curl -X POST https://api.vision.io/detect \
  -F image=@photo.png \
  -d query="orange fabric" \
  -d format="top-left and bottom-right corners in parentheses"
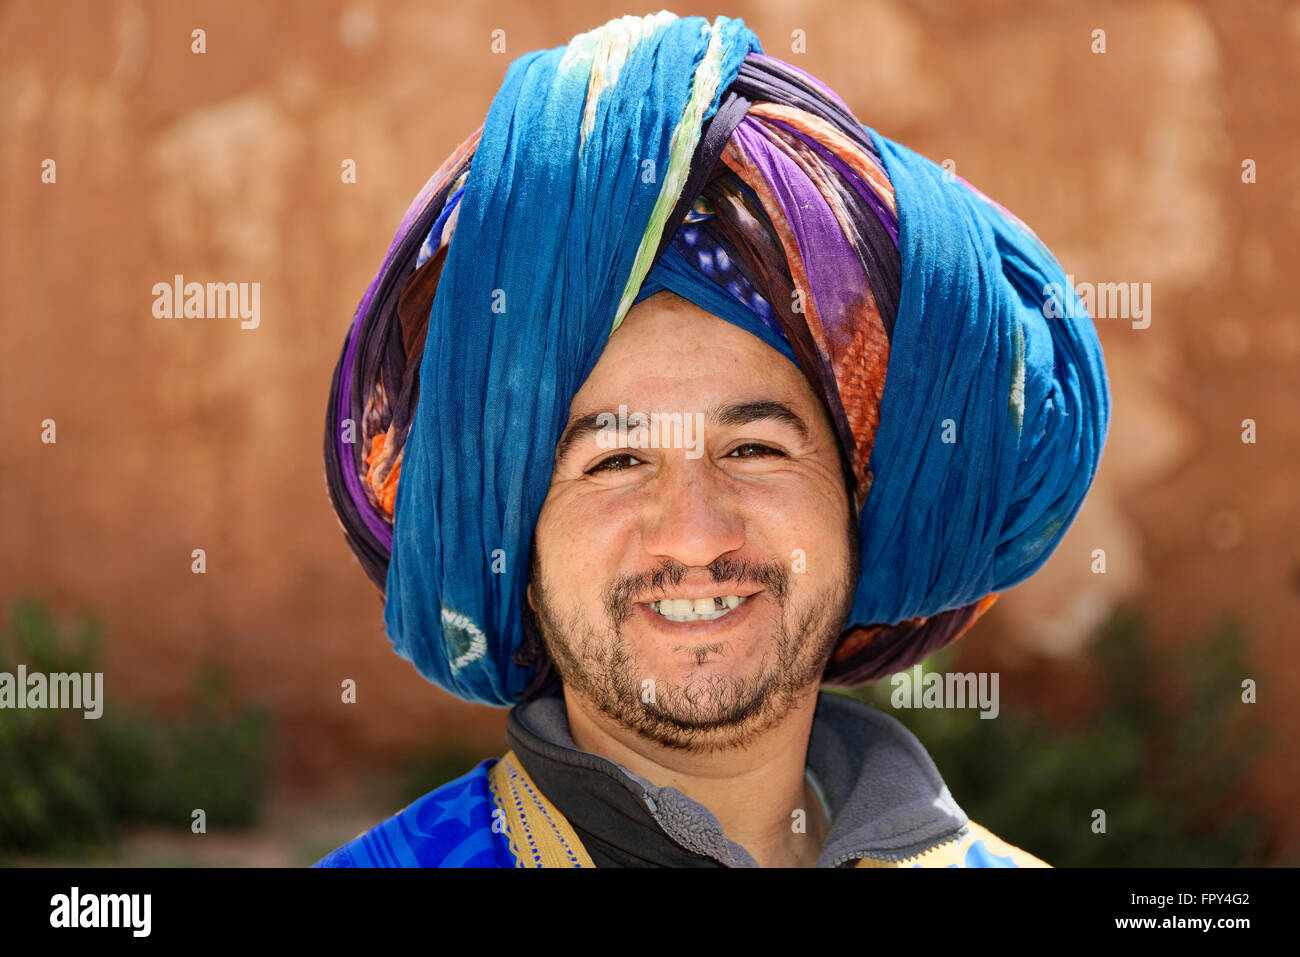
top-left (364, 431), bottom-right (402, 519)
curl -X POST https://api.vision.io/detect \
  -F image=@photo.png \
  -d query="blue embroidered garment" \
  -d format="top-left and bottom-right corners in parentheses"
top-left (313, 760), bottom-right (1037, 868)
top-left (314, 692), bottom-right (1049, 868)
top-left (315, 762), bottom-right (514, 868)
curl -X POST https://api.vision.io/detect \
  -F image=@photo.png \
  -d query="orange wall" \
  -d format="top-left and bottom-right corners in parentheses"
top-left (2, 0), bottom-right (1296, 856)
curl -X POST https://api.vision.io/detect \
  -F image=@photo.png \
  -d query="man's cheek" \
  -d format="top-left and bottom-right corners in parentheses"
top-left (568, 542), bottom-right (607, 587)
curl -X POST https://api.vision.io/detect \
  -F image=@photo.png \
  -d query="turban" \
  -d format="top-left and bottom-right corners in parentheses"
top-left (324, 13), bottom-right (1110, 706)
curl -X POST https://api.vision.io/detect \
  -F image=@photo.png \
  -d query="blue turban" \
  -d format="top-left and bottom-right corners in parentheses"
top-left (324, 12), bottom-right (1110, 706)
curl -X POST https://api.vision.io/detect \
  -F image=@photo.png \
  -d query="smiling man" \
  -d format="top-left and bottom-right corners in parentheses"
top-left (525, 291), bottom-right (857, 867)
top-left (317, 13), bottom-right (1109, 868)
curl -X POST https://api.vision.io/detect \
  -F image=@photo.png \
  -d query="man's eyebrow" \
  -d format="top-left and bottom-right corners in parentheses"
top-left (552, 400), bottom-right (811, 465)
top-left (710, 400), bottom-right (810, 442)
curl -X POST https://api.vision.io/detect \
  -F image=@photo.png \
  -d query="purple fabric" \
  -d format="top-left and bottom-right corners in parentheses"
top-left (762, 115), bottom-right (900, 247)
top-left (731, 116), bottom-right (868, 346)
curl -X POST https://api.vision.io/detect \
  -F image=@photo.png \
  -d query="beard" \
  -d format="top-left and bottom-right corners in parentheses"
top-left (528, 517), bottom-right (860, 755)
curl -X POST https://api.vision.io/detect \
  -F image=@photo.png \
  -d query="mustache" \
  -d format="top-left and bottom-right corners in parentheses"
top-left (603, 556), bottom-right (790, 624)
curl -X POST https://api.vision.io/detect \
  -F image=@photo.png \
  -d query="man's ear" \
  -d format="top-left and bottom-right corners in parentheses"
top-left (526, 581), bottom-right (536, 613)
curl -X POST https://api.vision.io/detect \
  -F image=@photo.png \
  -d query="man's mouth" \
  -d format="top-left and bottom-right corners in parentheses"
top-left (645, 594), bottom-right (753, 623)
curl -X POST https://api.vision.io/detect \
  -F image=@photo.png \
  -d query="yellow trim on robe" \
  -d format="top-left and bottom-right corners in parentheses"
top-left (487, 750), bottom-right (595, 868)
top-left (487, 749), bottom-right (1049, 868)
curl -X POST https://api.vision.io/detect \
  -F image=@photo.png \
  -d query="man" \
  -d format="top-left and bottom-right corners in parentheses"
top-left (317, 12), bottom-right (1109, 868)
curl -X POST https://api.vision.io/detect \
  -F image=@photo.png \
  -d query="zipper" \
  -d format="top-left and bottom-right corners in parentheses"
top-left (833, 826), bottom-right (968, 868)
top-left (647, 792), bottom-right (970, 868)
top-left (642, 794), bottom-right (754, 866)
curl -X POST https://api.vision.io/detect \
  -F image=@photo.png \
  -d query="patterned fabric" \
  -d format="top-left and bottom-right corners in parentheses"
top-left (313, 752), bottom-right (1047, 868)
top-left (313, 760), bottom-right (514, 868)
top-left (485, 752), bottom-right (595, 868)
top-left (323, 12), bottom-right (1110, 704)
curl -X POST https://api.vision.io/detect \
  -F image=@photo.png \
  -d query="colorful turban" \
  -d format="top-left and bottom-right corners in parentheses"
top-left (324, 12), bottom-right (1110, 706)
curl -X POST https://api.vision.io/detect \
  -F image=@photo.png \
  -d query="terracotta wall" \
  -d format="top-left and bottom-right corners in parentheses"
top-left (2, 0), bottom-right (1296, 856)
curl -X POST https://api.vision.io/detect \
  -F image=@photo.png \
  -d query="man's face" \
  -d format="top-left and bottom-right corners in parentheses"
top-left (527, 290), bottom-right (858, 753)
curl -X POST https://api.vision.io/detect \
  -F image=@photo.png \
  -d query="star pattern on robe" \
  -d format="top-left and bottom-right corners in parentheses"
top-left (427, 778), bottom-right (486, 830)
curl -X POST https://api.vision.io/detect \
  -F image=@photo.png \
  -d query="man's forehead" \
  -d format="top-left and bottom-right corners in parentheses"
top-left (580, 295), bottom-right (810, 401)
top-left (603, 289), bottom-right (772, 357)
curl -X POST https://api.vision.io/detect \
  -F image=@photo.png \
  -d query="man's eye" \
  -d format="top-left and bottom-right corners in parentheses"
top-left (587, 453), bottom-right (643, 474)
top-left (727, 443), bottom-right (784, 458)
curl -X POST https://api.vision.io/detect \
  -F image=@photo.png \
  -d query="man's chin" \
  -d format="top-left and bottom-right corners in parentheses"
top-left (625, 612), bottom-right (782, 690)
top-left (583, 667), bottom-right (791, 752)
top-left (535, 581), bottom-right (850, 751)
top-left (645, 653), bottom-right (758, 689)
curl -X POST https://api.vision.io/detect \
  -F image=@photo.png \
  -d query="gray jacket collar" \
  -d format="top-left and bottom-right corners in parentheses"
top-left (509, 689), bottom-right (970, 867)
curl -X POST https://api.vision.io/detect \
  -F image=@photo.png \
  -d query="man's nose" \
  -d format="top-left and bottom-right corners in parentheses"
top-left (638, 461), bottom-right (746, 568)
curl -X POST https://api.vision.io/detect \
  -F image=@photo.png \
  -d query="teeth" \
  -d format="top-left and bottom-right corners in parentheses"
top-left (650, 594), bottom-right (750, 623)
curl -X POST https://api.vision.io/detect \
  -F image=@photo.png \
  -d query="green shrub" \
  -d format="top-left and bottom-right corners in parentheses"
top-left (0, 597), bottom-right (274, 860)
top-left (845, 605), bottom-right (1272, 865)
